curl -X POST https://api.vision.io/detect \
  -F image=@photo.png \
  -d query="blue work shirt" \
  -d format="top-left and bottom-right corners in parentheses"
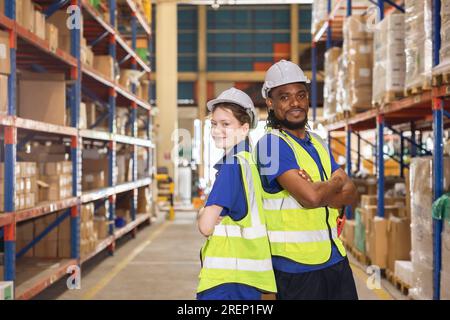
top-left (256, 129), bottom-right (345, 273)
top-left (198, 139), bottom-right (262, 300)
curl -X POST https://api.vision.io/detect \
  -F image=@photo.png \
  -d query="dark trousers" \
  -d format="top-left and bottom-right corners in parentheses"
top-left (274, 258), bottom-right (359, 300)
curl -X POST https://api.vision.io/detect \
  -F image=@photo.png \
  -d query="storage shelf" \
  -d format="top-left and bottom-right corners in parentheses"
top-left (119, 0), bottom-right (151, 36)
top-left (81, 177), bottom-right (151, 203)
top-left (0, 12), bottom-right (15, 30)
top-left (81, 0), bottom-right (150, 73)
top-left (0, 1), bottom-right (154, 301)
top-left (0, 116), bottom-right (78, 136)
top-left (82, 64), bottom-right (151, 111)
top-left (81, 186), bottom-right (115, 203)
top-left (16, 23), bottom-right (77, 72)
top-left (15, 198), bottom-right (79, 223)
top-left (79, 129), bottom-right (112, 141)
top-left (80, 235), bottom-right (114, 264)
top-left (325, 89), bottom-right (450, 132)
top-left (0, 213), bottom-right (14, 228)
top-left (80, 213), bottom-right (151, 264)
top-left (113, 213), bottom-right (151, 241)
top-left (15, 258), bottom-right (77, 300)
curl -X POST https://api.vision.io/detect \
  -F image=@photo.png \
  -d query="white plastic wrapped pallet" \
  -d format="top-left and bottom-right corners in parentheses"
top-left (372, 13), bottom-right (405, 105)
top-left (404, 0), bottom-right (432, 91)
top-left (323, 47), bottom-right (342, 119)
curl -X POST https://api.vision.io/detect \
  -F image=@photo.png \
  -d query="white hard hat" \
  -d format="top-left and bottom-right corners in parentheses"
top-left (207, 87), bottom-right (258, 129)
top-left (261, 59), bottom-right (310, 99)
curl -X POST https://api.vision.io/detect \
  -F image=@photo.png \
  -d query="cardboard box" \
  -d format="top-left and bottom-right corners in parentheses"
top-left (94, 55), bottom-right (114, 80)
top-left (0, 74), bottom-right (7, 114)
top-left (17, 0), bottom-right (34, 32)
top-left (34, 214), bottom-right (58, 257)
top-left (16, 220), bottom-right (34, 257)
top-left (137, 187), bottom-right (151, 213)
top-left (45, 23), bottom-right (59, 52)
top-left (85, 47), bottom-right (94, 67)
top-left (343, 220), bottom-right (355, 248)
top-left (82, 172), bottom-right (105, 190)
top-left (394, 260), bottom-right (413, 287)
top-left (368, 217), bottom-right (388, 269)
top-left (47, 10), bottom-right (70, 36)
top-left (34, 10), bottom-right (46, 40)
top-left (58, 35), bottom-right (71, 54)
top-left (361, 195), bottom-right (377, 208)
top-left (94, 217), bottom-right (110, 239)
top-left (0, 30), bottom-right (10, 75)
top-left (18, 73), bottom-right (66, 126)
top-left (441, 270), bottom-right (450, 300)
top-left (0, 282), bottom-right (14, 300)
top-left (387, 217), bottom-right (411, 271)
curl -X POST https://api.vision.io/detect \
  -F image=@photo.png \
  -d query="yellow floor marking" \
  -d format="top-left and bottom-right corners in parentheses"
top-left (349, 262), bottom-right (393, 300)
top-left (82, 221), bottom-right (171, 300)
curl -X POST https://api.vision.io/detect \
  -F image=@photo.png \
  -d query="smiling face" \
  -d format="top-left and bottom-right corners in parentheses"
top-left (210, 104), bottom-right (250, 151)
top-left (266, 82), bottom-right (309, 130)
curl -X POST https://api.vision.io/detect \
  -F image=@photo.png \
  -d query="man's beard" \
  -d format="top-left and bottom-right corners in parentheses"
top-left (269, 109), bottom-right (308, 130)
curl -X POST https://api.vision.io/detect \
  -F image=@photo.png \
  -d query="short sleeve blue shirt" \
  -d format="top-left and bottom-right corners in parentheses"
top-left (255, 130), bottom-right (344, 273)
top-left (198, 139), bottom-right (262, 300)
top-left (205, 139), bottom-right (250, 221)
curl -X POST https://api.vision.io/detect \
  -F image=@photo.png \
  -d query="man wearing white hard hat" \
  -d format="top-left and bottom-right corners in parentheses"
top-left (196, 88), bottom-right (276, 300)
top-left (256, 60), bottom-right (358, 300)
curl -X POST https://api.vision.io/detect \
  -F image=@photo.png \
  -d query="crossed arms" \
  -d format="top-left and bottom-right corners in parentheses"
top-left (277, 168), bottom-right (358, 209)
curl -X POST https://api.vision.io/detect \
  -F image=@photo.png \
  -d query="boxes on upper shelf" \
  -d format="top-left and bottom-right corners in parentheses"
top-left (17, 72), bottom-right (66, 126)
top-left (0, 30), bottom-right (11, 75)
top-left (45, 23), bottom-right (59, 52)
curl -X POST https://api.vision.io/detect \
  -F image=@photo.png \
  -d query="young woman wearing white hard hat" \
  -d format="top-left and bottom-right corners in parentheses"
top-left (196, 88), bottom-right (276, 300)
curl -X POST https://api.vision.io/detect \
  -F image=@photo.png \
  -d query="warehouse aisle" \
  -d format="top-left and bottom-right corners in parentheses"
top-left (36, 210), bottom-right (402, 300)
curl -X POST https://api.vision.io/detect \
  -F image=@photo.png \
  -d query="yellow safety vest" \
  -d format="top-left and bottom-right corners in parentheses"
top-left (261, 129), bottom-right (347, 265)
top-left (197, 151), bottom-right (277, 294)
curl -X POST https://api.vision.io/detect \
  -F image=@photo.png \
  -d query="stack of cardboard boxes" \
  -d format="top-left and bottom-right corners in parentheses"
top-left (404, 0), bottom-right (433, 92)
top-left (351, 193), bottom-right (410, 270)
top-left (0, 28), bottom-right (10, 116)
top-left (80, 203), bottom-right (98, 258)
top-left (342, 15), bottom-right (373, 113)
top-left (0, 162), bottom-right (37, 212)
top-left (11, 0), bottom-right (59, 48)
top-left (82, 149), bottom-right (111, 190)
top-left (323, 47), bottom-right (342, 120)
top-left (372, 13), bottom-right (405, 105)
top-left (38, 161), bottom-right (73, 202)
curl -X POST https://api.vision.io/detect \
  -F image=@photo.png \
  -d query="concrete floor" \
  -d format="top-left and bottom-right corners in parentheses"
top-left (35, 210), bottom-right (405, 300)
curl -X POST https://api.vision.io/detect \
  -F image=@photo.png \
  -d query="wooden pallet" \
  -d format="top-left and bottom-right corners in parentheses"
top-left (386, 269), bottom-right (410, 296)
top-left (404, 82), bottom-right (432, 97)
top-left (383, 91), bottom-right (404, 104)
top-left (432, 72), bottom-right (450, 86)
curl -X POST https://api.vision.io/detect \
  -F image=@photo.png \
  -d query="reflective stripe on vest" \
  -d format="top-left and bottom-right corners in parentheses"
top-left (268, 227), bottom-right (338, 243)
top-left (263, 195), bottom-right (304, 211)
top-left (213, 224), bottom-right (267, 239)
top-left (203, 257), bottom-right (273, 272)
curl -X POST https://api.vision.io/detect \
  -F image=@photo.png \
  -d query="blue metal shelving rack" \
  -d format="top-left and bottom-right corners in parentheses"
top-left (0, 0), bottom-right (153, 300)
top-left (313, 0), bottom-right (450, 299)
